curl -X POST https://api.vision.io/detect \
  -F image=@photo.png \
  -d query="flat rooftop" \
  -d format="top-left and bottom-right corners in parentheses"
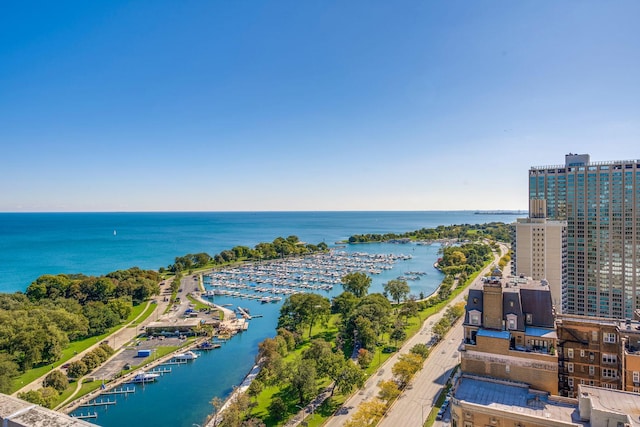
top-left (579, 385), bottom-right (640, 426)
top-left (0, 393), bottom-right (95, 427)
top-left (454, 376), bottom-right (584, 425)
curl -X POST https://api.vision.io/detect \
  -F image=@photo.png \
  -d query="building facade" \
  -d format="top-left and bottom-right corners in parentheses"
top-left (512, 214), bottom-right (567, 313)
top-left (528, 153), bottom-right (640, 318)
top-left (461, 276), bottom-right (559, 394)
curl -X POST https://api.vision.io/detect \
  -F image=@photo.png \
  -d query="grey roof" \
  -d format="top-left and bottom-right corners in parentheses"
top-left (464, 289), bottom-right (483, 324)
top-left (503, 292), bottom-right (524, 331)
top-left (520, 288), bottom-right (555, 328)
top-left (0, 393), bottom-right (96, 427)
top-left (454, 375), bottom-right (584, 425)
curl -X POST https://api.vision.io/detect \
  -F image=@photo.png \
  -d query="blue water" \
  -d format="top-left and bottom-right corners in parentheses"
top-left (0, 211), bottom-right (520, 426)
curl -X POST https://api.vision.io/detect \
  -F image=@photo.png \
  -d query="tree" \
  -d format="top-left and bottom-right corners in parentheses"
top-left (44, 370), bottom-right (69, 393)
top-left (391, 353), bottom-right (423, 387)
top-left (67, 360), bottom-right (88, 379)
top-left (278, 293), bottom-right (331, 338)
top-left (210, 396), bottom-right (224, 426)
top-left (268, 397), bottom-right (287, 421)
top-left (409, 343), bottom-right (430, 360)
top-left (378, 380), bottom-right (400, 403)
top-left (341, 272), bottom-right (372, 298)
top-left (332, 360), bottom-right (365, 396)
top-left (247, 379), bottom-right (263, 401)
top-left (0, 354), bottom-right (19, 394)
top-left (390, 323), bottom-right (407, 346)
top-left (344, 399), bottom-right (386, 427)
top-left (399, 299), bottom-right (419, 320)
top-left (290, 359), bottom-right (317, 404)
top-left (332, 291), bottom-right (359, 319)
top-left (357, 348), bottom-right (373, 368)
top-left (383, 279), bottom-right (410, 304)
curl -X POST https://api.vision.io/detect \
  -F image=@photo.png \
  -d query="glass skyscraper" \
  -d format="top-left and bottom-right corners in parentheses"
top-left (529, 154), bottom-right (640, 319)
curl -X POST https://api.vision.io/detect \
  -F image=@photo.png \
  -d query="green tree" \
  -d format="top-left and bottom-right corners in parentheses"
top-left (332, 291), bottom-right (359, 319)
top-left (383, 279), bottom-right (410, 304)
top-left (278, 293), bottom-right (331, 338)
top-left (290, 359), bottom-right (317, 404)
top-left (268, 397), bottom-right (287, 421)
top-left (409, 343), bottom-right (430, 360)
top-left (357, 348), bottom-right (373, 368)
top-left (341, 272), bottom-right (372, 298)
top-left (332, 360), bottom-right (365, 396)
top-left (66, 360), bottom-right (88, 378)
top-left (44, 370), bottom-right (69, 393)
top-left (0, 354), bottom-right (19, 394)
top-left (390, 323), bottom-right (407, 346)
top-left (247, 378), bottom-right (263, 401)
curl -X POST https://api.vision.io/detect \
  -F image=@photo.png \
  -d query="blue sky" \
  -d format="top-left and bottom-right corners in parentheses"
top-left (1, 1), bottom-right (638, 212)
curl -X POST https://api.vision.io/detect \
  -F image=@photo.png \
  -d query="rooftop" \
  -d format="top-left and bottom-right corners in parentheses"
top-left (579, 385), bottom-right (640, 427)
top-left (454, 375), bottom-right (583, 425)
top-left (0, 393), bottom-right (95, 427)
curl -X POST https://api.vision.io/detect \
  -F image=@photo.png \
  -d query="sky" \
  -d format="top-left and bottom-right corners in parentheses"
top-left (1, 1), bottom-right (639, 212)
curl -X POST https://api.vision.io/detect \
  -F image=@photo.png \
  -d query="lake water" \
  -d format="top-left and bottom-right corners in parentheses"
top-left (0, 211), bottom-right (520, 426)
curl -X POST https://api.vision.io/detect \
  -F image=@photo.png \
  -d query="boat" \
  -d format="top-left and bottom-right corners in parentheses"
top-left (173, 350), bottom-right (199, 360)
top-left (198, 341), bottom-right (221, 350)
top-left (129, 371), bottom-right (160, 383)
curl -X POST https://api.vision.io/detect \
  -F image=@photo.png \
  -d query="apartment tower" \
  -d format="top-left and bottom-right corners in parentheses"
top-left (512, 198), bottom-right (568, 313)
top-left (528, 153), bottom-right (640, 318)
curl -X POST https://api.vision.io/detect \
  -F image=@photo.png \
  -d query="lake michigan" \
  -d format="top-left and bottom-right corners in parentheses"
top-left (0, 211), bottom-right (520, 426)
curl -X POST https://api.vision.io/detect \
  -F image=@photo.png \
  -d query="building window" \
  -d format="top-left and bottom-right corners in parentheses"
top-left (592, 331), bottom-right (598, 342)
top-left (567, 348), bottom-right (574, 359)
top-left (568, 378), bottom-right (574, 388)
top-left (580, 349), bottom-right (585, 358)
top-left (470, 313), bottom-right (480, 325)
top-left (589, 366), bottom-right (595, 376)
top-left (633, 371), bottom-right (640, 384)
top-left (602, 368), bottom-right (617, 378)
top-left (602, 354), bottom-right (617, 364)
top-left (604, 333), bottom-right (617, 343)
top-left (568, 362), bottom-right (574, 373)
top-left (526, 313), bottom-right (533, 324)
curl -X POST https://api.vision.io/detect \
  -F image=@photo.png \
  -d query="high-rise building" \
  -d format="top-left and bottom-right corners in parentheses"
top-left (512, 208), bottom-right (567, 313)
top-left (528, 154), bottom-right (640, 319)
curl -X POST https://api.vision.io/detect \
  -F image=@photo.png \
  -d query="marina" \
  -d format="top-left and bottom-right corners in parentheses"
top-left (2, 211), bottom-right (522, 427)
top-left (202, 250), bottom-right (413, 304)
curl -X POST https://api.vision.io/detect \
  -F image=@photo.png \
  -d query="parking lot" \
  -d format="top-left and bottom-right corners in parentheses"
top-left (91, 336), bottom-right (185, 381)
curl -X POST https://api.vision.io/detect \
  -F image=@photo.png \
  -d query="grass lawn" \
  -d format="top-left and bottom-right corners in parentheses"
top-left (11, 301), bottom-right (154, 393)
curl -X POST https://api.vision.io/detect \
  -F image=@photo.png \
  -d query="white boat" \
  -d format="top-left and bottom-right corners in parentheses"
top-left (174, 350), bottom-right (199, 360)
top-left (129, 371), bottom-right (160, 383)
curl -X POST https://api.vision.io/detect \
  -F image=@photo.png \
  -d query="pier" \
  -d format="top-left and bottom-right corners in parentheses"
top-left (79, 399), bottom-right (117, 407)
top-left (72, 412), bottom-right (98, 420)
top-left (101, 387), bottom-right (135, 395)
top-left (237, 306), bottom-right (252, 319)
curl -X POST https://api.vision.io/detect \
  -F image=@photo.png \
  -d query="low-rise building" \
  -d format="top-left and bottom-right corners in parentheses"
top-left (450, 375), bottom-right (640, 427)
top-left (462, 275), bottom-right (558, 394)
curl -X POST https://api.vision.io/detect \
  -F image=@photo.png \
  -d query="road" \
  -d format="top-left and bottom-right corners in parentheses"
top-left (324, 242), bottom-right (507, 427)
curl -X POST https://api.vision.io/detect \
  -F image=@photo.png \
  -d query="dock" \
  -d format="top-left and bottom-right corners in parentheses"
top-left (72, 412), bottom-right (98, 420)
top-left (237, 307), bottom-right (252, 320)
top-left (101, 387), bottom-right (135, 395)
top-left (150, 367), bottom-right (172, 374)
top-left (79, 399), bottom-right (117, 407)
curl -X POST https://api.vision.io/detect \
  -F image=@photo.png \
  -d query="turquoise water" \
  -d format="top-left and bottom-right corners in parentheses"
top-left (0, 211), bottom-right (520, 426)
